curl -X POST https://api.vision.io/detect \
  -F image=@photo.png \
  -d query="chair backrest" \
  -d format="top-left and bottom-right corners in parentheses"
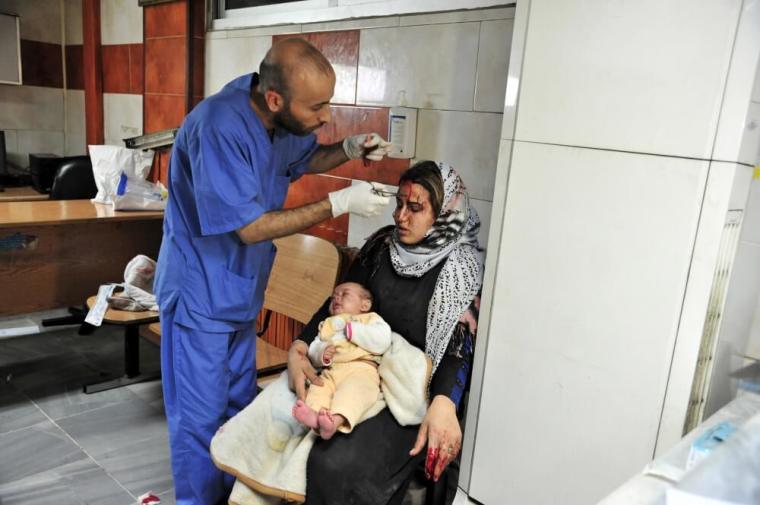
top-left (264, 233), bottom-right (341, 324)
top-left (49, 156), bottom-right (97, 200)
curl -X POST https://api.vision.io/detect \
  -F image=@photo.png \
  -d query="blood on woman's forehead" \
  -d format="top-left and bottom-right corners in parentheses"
top-left (398, 181), bottom-right (429, 204)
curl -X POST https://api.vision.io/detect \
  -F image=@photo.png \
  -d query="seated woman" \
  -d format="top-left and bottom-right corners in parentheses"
top-left (287, 160), bottom-right (484, 505)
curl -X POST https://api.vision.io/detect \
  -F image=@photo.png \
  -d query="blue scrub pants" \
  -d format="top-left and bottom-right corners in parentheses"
top-left (160, 307), bottom-right (256, 505)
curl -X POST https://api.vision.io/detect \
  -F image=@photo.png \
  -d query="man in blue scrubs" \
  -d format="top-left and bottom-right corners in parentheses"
top-left (154, 38), bottom-right (393, 505)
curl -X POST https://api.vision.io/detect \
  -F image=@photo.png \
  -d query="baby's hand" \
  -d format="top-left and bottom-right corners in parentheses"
top-left (320, 315), bottom-right (347, 339)
top-left (322, 345), bottom-right (336, 365)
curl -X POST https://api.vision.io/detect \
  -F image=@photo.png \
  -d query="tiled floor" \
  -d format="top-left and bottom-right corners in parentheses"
top-left (0, 324), bottom-right (174, 505)
top-left (0, 324), bottom-right (432, 505)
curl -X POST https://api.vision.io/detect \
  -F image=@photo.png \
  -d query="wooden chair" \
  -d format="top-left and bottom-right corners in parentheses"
top-left (255, 233), bottom-right (342, 374)
top-left (142, 322), bottom-right (291, 381)
top-left (138, 233), bottom-right (342, 387)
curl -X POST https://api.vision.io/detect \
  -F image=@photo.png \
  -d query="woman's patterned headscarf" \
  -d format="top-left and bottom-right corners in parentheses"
top-left (390, 162), bottom-right (485, 374)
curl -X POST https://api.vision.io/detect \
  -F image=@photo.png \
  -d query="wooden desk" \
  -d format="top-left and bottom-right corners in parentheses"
top-left (0, 186), bottom-right (48, 202)
top-left (0, 200), bottom-right (163, 316)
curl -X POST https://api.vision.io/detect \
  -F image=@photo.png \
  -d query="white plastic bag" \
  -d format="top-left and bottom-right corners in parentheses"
top-left (107, 255), bottom-right (160, 312)
top-left (113, 172), bottom-right (167, 211)
top-left (88, 145), bottom-right (154, 204)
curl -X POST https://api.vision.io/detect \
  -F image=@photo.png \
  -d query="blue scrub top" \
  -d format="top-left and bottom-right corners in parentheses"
top-left (154, 73), bottom-right (318, 332)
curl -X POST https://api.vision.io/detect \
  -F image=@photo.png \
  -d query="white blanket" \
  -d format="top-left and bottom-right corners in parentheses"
top-left (210, 333), bottom-right (431, 504)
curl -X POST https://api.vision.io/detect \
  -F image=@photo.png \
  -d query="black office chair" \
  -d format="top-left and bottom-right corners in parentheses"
top-left (49, 156), bottom-right (97, 200)
top-left (42, 155), bottom-right (98, 331)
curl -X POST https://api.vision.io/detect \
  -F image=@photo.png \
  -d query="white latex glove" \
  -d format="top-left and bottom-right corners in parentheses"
top-left (342, 133), bottom-right (392, 161)
top-left (328, 181), bottom-right (391, 218)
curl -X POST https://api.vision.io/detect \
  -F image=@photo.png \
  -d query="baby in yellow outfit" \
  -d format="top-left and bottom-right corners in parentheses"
top-left (292, 282), bottom-right (391, 440)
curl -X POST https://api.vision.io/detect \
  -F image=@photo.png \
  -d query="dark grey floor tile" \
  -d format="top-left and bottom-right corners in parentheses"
top-left (0, 458), bottom-right (134, 505)
top-left (0, 334), bottom-right (70, 367)
top-left (81, 338), bottom-right (161, 386)
top-left (27, 378), bottom-right (141, 421)
top-left (56, 399), bottom-right (168, 459)
top-left (0, 389), bottom-right (47, 434)
top-left (0, 353), bottom-right (103, 392)
top-left (51, 325), bottom-right (124, 352)
top-left (1, 330), bottom-right (159, 396)
top-left (97, 436), bottom-right (173, 497)
top-left (0, 420), bottom-right (87, 485)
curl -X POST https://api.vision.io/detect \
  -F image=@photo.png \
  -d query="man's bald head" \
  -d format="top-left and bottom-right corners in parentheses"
top-left (258, 38), bottom-right (334, 100)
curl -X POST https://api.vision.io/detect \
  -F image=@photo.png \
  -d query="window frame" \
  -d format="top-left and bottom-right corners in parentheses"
top-left (214, 0), bottom-right (511, 30)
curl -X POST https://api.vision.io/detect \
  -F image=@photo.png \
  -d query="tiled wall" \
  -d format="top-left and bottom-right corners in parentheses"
top-left (143, 0), bottom-right (205, 185)
top-left (693, 11), bottom-right (760, 423)
top-left (204, 7), bottom-right (514, 247)
top-left (705, 174), bottom-right (760, 415)
top-left (466, 2), bottom-right (760, 504)
top-left (745, 74), bottom-right (760, 360)
top-left (0, 0), bottom-right (148, 166)
top-left (64, 0), bottom-right (85, 157)
top-left (100, 0), bottom-right (143, 147)
top-left (0, 0), bottom-right (85, 168)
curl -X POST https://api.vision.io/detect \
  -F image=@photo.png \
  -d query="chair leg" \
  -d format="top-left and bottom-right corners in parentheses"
top-left (77, 321), bottom-right (97, 335)
top-left (83, 324), bottom-right (160, 394)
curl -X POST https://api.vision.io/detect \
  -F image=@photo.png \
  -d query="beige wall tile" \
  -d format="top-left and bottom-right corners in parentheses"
top-left (101, 0), bottom-right (143, 45)
top-left (515, 0), bottom-right (742, 159)
top-left (15, 129), bottom-right (65, 166)
top-left (399, 7), bottom-right (514, 26)
top-left (65, 89), bottom-right (85, 155)
top-left (0, 85), bottom-right (64, 131)
top-left (475, 19), bottom-right (512, 113)
top-left (6, 0), bottom-right (62, 44)
top-left (415, 109), bottom-right (502, 201)
top-left (357, 23), bottom-right (479, 110)
top-left (103, 93), bottom-right (142, 146)
top-left (64, 0), bottom-right (83, 45)
top-left (204, 35), bottom-right (271, 96)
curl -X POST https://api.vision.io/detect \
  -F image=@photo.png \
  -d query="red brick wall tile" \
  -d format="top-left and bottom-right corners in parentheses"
top-left (145, 1), bottom-right (187, 38)
top-left (143, 0), bottom-right (204, 138)
top-left (144, 94), bottom-right (186, 132)
top-left (66, 45), bottom-right (84, 90)
top-left (20, 40), bottom-right (63, 88)
top-left (102, 44), bottom-right (130, 93)
top-left (191, 36), bottom-right (204, 98)
top-left (83, 0), bottom-right (103, 146)
top-left (316, 105), bottom-right (409, 185)
top-left (284, 174), bottom-right (350, 245)
top-left (273, 30), bottom-right (359, 105)
top-left (129, 44), bottom-right (144, 94)
top-left (148, 148), bottom-right (172, 186)
top-left (191, 0), bottom-right (205, 38)
top-left (145, 37), bottom-right (187, 95)
top-left (102, 44), bottom-right (144, 95)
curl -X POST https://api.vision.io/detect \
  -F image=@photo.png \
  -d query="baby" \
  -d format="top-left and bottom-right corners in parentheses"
top-left (292, 282), bottom-right (391, 440)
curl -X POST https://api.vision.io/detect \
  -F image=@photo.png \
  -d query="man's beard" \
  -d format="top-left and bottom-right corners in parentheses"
top-left (274, 104), bottom-right (320, 137)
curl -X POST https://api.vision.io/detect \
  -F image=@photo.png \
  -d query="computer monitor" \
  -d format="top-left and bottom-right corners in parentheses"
top-left (0, 130), bottom-right (9, 190)
top-left (0, 131), bottom-right (33, 188)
